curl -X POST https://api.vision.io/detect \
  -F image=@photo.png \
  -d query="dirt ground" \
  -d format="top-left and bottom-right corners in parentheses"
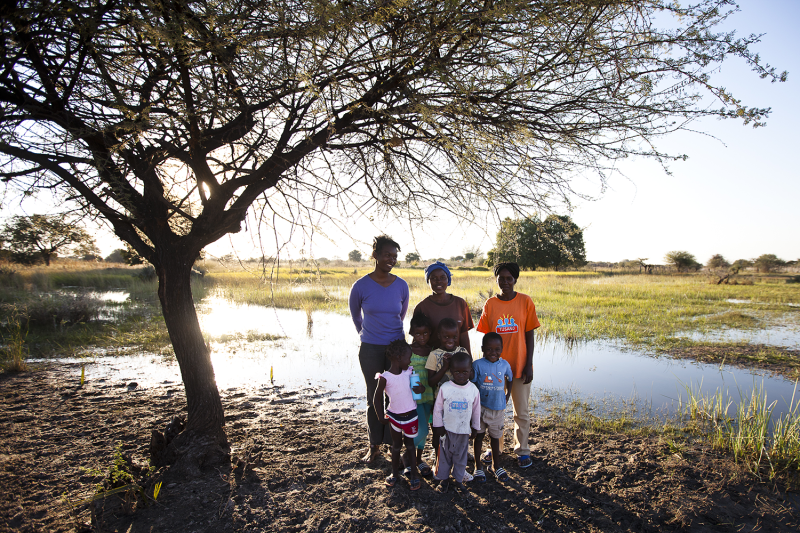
top-left (1, 363), bottom-right (799, 533)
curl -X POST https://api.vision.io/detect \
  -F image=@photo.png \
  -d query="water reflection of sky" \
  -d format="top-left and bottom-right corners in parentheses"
top-left (53, 295), bottom-right (800, 422)
top-left (529, 339), bottom-right (799, 421)
top-left (681, 327), bottom-right (800, 347)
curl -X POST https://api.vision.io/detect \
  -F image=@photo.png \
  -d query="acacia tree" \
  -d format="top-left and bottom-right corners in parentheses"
top-left (1, 215), bottom-right (95, 265)
top-left (489, 214), bottom-right (586, 270)
top-left (707, 254), bottom-right (730, 270)
top-left (665, 250), bottom-right (701, 272)
top-left (0, 0), bottom-right (783, 469)
top-left (754, 254), bottom-right (785, 273)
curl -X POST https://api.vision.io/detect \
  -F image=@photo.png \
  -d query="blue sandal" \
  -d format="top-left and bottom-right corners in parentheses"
top-left (474, 469), bottom-right (487, 483)
top-left (481, 450), bottom-right (492, 465)
top-left (409, 477), bottom-right (421, 491)
top-left (385, 475), bottom-right (397, 487)
top-left (495, 467), bottom-right (509, 481)
top-left (418, 461), bottom-right (433, 477)
top-left (518, 455), bottom-right (533, 468)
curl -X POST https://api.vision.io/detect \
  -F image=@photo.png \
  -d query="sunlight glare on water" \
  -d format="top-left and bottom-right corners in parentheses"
top-left (198, 297), bottom-right (363, 393)
top-left (59, 299), bottom-right (799, 421)
top-left (681, 327), bottom-right (800, 348)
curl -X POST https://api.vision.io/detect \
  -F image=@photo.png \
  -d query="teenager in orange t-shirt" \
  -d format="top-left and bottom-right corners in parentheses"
top-left (476, 262), bottom-right (540, 469)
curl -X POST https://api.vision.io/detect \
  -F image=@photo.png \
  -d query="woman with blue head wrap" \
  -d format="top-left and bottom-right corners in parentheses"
top-left (413, 261), bottom-right (474, 353)
top-left (424, 261), bottom-right (452, 286)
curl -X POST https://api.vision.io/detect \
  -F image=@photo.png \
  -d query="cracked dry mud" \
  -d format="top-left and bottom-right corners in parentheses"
top-left (1, 363), bottom-right (798, 532)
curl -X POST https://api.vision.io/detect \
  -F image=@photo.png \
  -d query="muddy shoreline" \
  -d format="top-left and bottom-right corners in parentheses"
top-left (1, 363), bottom-right (798, 532)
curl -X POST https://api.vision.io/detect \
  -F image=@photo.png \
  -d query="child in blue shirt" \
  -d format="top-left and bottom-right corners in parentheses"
top-left (471, 332), bottom-right (513, 482)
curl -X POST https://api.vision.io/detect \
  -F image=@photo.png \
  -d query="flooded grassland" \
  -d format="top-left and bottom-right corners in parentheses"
top-left (1, 263), bottom-right (799, 531)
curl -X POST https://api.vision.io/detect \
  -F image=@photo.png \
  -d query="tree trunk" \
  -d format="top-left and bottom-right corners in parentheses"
top-left (153, 248), bottom-right (229, 475)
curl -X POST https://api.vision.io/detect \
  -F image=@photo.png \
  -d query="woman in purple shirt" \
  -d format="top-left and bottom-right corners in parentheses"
top-left (349, 235), bottom-right (410, 463)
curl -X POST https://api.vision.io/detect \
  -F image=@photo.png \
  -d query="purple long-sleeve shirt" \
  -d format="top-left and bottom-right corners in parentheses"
top-left (348, 275), bottom-right (409, 345)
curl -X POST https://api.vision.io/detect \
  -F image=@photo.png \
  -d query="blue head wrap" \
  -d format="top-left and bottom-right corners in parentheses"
top-left (424, 261), bottom-right (452, 286)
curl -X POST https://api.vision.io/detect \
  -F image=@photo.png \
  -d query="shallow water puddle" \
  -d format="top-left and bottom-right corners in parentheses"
top-left (527, 339), bottom-right (799, 423)
top-left (55, 298), bottom-right (800, 421)
top-left (681, 326), bottom-right (800, 347)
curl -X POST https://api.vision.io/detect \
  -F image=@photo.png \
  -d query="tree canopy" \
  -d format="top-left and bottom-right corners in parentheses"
top-left (0, 0), bottom-right (784, 249)
top-left (706, 254), bottom-right (730, 269)
top-left (488, 214), bottom-right (586, 270)
top-left (753, 254), bottom-right (785, 273)
top-left (664, 250), bottom-right (701, 271)
top-left (1, 215), bottom-right (95, 265)
top-left (731, 258), bottom-right (753, 272)
top-left (0, 0), bottom-right (784, 468)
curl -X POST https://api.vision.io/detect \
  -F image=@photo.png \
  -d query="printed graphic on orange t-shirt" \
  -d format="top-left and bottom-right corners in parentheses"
top-left (495, 315), bottom-right (519, 334)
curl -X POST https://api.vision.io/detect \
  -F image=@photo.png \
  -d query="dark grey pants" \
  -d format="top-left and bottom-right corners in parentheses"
top-left (434, 431), bottom-right (470, 482)
top-left (358, 342), bottom-right (392, 446)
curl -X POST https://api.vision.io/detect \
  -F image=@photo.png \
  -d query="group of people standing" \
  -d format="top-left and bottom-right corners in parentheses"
top-left (348, 235), bottom-right (540, 490)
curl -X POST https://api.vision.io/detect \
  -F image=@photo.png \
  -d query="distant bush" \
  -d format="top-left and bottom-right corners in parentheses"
top-left (104, 249), bottom-right (126, 263)
top-left (731, 259), bottom-right (753, 272)
top-left (664, 251), bottom-right (701, 272)
top-left (3, 294), bottom-right (102, 328)
top-left (137, 265), bottom-right (157, 281)
top-left (753, 254), bottom-right (785, 273)
top-left (787, 276), bottom-right (800, 284)
top-left (0, 263), bottom-right (19, 286)
top-left (706, 254), bottom-right (730, 269)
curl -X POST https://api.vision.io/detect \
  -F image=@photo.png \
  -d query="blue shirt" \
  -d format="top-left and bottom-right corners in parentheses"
top-left (471, 358), bottom-right (513, 411)
top-left (348, 275), bottom-right (409, 345)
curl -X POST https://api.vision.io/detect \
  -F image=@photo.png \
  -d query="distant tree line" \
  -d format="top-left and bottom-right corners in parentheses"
top-left (587, 254), bottom-right (798, 275)
top-left (663, 252), bottom-right (795, 273)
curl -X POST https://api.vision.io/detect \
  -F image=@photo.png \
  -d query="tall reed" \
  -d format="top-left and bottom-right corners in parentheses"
top-left (1, 306), bottom-right (29, 372)
top-left (679, 381), bottom-right (800, 484)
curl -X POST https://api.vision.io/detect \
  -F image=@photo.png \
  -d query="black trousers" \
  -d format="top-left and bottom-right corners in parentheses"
top-left (358, 342), bottom-right (392, 446)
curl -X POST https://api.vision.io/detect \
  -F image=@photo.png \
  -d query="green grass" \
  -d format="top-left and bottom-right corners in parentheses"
top-left (206, 267), bottom-right (800, 347)
top-left (678, 381), bottom-right (800, 486)
top-left (0, 306), bottom-right (29, 371)
top-left (3, 262), bottom-right (798, 361)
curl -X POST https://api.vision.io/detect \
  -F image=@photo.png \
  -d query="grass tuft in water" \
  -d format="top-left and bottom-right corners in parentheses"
top-left (678, 381), bottom-right (800, 486)
top-left (0, 306), bottom-right (29, 372)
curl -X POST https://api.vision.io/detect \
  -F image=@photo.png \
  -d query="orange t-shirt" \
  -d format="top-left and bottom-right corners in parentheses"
top-left (476, 293), bottom-right (540, 378)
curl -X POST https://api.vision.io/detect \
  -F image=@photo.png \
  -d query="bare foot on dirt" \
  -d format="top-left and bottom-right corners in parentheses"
top-left (361, 445), bottom-right (382, 463)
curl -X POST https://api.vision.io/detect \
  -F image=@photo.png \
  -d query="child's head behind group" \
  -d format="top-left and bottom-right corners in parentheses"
top-left (445, 332), bottom-right (504, 385)
top-left (437, 318), bottom-right (460, 352)
top-left (409, 313), bottom-right (432, 347)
